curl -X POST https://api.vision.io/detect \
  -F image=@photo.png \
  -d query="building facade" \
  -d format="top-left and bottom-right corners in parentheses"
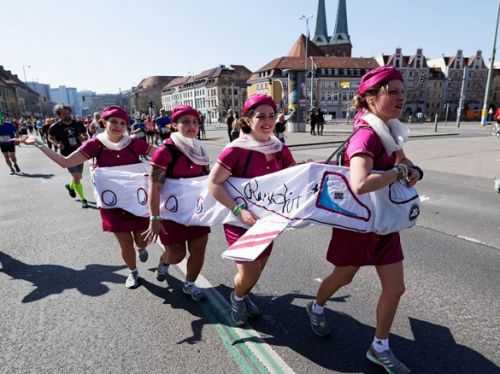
top-left (0, 66), bottom-right (41, 116)
top-left (248, 55), bottom-right (377, 120)
top-left (428, 50), bottom-right (488, 119)
top-left (129, 76), bottom-right (178, 116)
top-left (161, 65), bottom-right (251, 123)
top-left (377, 48), bottom-right (431, 118)
top-left (49, 85), bottom-right (82, 116)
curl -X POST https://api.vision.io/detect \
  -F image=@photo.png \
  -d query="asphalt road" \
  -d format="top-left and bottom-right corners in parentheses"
top-left (1, 135), bottom-right (499, 374)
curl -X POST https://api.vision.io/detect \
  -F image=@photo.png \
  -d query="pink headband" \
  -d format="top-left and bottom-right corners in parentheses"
top-left (101, 106), bottom-right (129, 123)
top-left (243, 94), bottom-right (277, 115)
top-left (358, 66), bottom-right (404, 96)
top-left (171, 105), bottom-right (199, 123)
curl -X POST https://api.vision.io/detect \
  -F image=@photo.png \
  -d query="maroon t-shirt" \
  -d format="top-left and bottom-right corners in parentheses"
top-left (342, 125), bottom-right (396, 171)
top-left (79, 137), bottom-right (150, 167)
top-left (150, 139), bottom-right (207, 178)
top-left (217, 146), bottom-right (295, 178)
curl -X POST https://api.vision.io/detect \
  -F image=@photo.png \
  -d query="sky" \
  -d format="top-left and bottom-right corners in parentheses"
top-left (3, 0), bottom-right (499, 93)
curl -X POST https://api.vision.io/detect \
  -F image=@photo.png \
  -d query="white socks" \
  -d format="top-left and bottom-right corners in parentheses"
top-left (312, 301), bottom-right (324, 314)
top-left (372, 337), bottom-right (390, 353)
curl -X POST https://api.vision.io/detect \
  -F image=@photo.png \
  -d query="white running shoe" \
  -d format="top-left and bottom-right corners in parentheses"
top-left (125, 271), bottom-right (139, 289)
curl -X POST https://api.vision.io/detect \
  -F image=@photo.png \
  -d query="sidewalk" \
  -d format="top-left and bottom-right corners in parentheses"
top-left (202, 120), bottom-right (467, 148)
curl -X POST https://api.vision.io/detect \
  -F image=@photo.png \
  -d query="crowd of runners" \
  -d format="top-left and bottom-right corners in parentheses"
top-left (2, 66), bottom-right (431, 373)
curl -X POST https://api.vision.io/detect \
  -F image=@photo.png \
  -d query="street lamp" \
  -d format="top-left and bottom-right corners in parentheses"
top-left (480, 1), bottom-right (500, 126)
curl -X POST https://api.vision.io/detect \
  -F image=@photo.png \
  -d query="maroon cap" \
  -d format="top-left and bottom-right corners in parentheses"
top-left (242, 94), bottom-right (277, 115)
top-left (101, 105), bottom-right (129, 123)
top-left (171, 105), bottom-right (200, 123)
top-left (358, 66), bottom-right (404, 96)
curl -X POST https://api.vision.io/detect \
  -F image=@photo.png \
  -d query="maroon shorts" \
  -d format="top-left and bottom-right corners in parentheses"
top-left (100, 209), bottom-right (149, 233)
top-left (159, 220), bottom-right (210, 246)
top-left (223, 224), bottom-right (273, 263)
top-left (326, 228), bottom-right (403, 267)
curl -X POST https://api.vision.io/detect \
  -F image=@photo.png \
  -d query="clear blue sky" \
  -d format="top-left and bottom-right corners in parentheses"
top-left (3, 0), bottom-right (499, 93)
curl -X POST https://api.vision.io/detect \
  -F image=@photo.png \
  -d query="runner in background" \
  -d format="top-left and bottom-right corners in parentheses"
top-left (155, 109), bottom-right (171, 143)
top-left (48, 104), bottom-right (89, 208)
top-left (0, 113), bottom-right (22, 174)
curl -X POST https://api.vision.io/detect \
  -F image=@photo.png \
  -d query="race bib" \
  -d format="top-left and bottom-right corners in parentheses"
top-left (68, 137), bottom-right (77, 146)
top-left (0, 135), bottom-right (11, 143)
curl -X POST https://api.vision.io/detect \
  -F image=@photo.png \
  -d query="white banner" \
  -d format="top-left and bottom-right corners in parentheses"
top-left (91, 162), bottom-right (420, 235)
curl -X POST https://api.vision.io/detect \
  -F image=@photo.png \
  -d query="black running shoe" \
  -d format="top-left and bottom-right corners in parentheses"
top-left (14, 164), bottom-right (20, 173)
top-left (81, 199), bottom-right (89, 208)
top-left (65, 184), bottom-right (76, 198)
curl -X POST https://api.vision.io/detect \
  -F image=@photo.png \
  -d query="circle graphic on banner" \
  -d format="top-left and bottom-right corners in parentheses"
top-left (165, 195), bottom-right (178, 213)
top-left (101, 190), bottom-right (118, 207)
top-left (137, 188), bottom-right (148, 206)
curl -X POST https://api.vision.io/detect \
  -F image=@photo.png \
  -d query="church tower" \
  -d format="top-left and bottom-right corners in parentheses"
top-left (313, 0), bottom-right (352, 57)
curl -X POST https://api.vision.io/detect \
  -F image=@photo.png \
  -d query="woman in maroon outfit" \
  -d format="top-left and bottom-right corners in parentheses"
top-left (307, 66), bottom-right (423, 374)
top-left (144, 105), bottom-right (210, 302)
top-left (208, 94), bottom-right (296, 326)
top-left (25, 106), bottom-right (155, 289)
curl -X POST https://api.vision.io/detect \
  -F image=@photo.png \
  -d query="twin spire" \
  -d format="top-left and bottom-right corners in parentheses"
top-left (313, 0), bottom-right (351, 46)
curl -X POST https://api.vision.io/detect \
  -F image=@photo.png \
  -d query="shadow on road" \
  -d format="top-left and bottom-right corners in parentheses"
top-left (0, 251), bottom-right (126, 303)
top-left (141, 274), bottom-right (217, 345)
top-left (213, 285), bottom-right (499, 374)
top-left (16, 172), bottom-right (54, 179)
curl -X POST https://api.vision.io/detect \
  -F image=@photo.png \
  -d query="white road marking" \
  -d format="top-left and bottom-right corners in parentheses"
top-left (176, 257), bottom-right (296, 374)
top-left (457, 235), bottom-right (487, 245)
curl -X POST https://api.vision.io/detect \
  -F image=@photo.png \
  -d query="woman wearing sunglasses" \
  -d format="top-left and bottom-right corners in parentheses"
top-left (24, 105), bottom-right (155, 289)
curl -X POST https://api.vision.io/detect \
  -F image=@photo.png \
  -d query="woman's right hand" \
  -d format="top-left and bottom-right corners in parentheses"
top-left (143, 220), bottom-right (166, 244)
top-left (239, 209), bottom-right (257, 226)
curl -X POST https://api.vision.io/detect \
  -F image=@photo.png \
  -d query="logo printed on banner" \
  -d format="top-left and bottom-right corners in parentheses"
top-left (316, 172), bottom-right (371, 221)
top-left (409, 204), bottom-right (420, 221)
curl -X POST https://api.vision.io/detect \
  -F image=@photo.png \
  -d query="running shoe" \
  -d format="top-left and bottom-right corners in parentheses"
top-left (65, 184), bottom-right (76, 198)
top-left (138, 248), bottom-right (148, 263)
top-left (230, 291), bottom-right (248, 326)
top-left (125, 271), bottom-right (139, 289)
top-left (81, 199), bottom-right (89, 209)
top-left (306, 301), bottom-right (331, 337)
top-left (245, 295), bottom-right (261, 318)
top-left (156, 262), bottom-right (169, 282)
top-left (366, 346), bottom-right (410, 374)
top-left (14, 164), bottom-right (20, 173)
top-left (9, 168), bottom-right (15, 175)
top-left (182, 283), bottom-right (205, 302)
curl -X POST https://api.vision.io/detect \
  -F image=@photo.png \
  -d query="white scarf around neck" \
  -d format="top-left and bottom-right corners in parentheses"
top-left (361, 112), bottom-right (409, 155)
top-left (170, 132), bottom-right (210, 166)
top-left (97, 132), bottom-right (131, 151)
top-left (225, 134), bottom-right (283, 155)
